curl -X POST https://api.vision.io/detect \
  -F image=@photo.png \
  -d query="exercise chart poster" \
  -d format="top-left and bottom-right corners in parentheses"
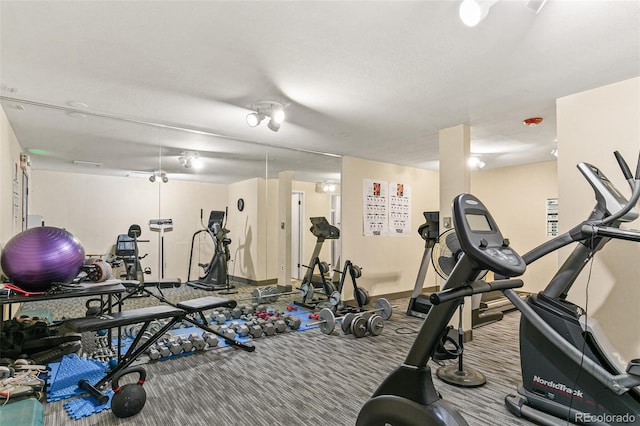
top-left (389, 182), bottom-right (411, 235)
top-left (363, 179), bottom-right (388, 236)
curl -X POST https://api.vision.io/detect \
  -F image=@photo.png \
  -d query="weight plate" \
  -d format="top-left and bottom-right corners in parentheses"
top-left (329, 291), bottom-right (341, 306)
top-left (367, 315), bottom-right (384, 336)
top-left (318, 308), bottom-right (335, 335)
top-left (319, 261), bottom-right (329, 275)
top-left (251, 288), bottom-right (262, 305)
top-left (351, 316), bottom-right (368, 338)
top-left (341, 313), bottom-right (355, 334)
top-left (351, 264), bottom-right (362, 279)
top-left (375, 298), bottom-right (393, 320)
top-left (299, 282), bottom-right (308, 299)
top-left (306, 284), bottom-right (315, 302)
top-left (354, 287), bottom-right (369, 307)
top-left (268, 287), bottom-right (278, 303)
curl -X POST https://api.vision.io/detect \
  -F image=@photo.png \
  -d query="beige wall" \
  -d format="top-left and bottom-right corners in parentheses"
top-left (29, 170), bottom-right (228, 282)
top-left (0, 107), bottom-right (26, 247)
top-left (0, 107), bottom-right (27, 319)
top-left (341, 156), bottom-right (440, 297)
top-left (228, 178), bottom-right (262, 282)
top-left (471, 161), bottom-right (558, 293)
top-left (557, 76), bottom-right (640, 360)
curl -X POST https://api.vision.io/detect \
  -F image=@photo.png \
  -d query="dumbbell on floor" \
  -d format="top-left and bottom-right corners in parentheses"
top-left (307, 298), bottom-right (392, 336)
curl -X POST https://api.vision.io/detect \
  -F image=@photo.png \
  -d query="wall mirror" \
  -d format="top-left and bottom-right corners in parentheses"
top-left (2, 98), bottom-right (341, 287)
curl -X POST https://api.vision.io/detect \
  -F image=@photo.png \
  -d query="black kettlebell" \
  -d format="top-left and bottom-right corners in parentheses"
top-left (111, 366), bottom-right (147, 418)
top-left (85, 298), bottom-right (104, 316)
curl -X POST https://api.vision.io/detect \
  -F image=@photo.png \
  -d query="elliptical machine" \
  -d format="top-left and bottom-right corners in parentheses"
top-left (187, 210), bottom-right (234, 292)
top-left (502, 151), bottom-right (640, 425)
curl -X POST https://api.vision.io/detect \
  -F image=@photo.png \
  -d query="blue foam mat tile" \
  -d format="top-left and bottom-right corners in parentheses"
top-left (47, 355), bottom-right (107, 402)
top-left (64, 390), bottom-right (114, 420)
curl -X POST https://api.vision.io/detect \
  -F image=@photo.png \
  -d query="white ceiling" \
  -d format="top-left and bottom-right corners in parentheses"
top-left (1, 1), bottom-right (639, 184)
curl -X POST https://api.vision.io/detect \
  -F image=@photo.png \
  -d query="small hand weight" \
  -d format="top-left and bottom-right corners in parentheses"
top-left (111, 366), bottom-right (147, 418)
top-left (85, 298), bottom-right (104, 316)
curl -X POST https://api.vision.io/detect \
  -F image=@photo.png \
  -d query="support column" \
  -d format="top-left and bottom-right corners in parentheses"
top-left (439, 124), bottom-right (472, 334)
top-left (278, 171), bottom-right (293, 286)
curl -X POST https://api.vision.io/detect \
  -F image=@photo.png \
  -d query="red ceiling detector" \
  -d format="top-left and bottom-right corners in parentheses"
top-left (523, 117), bottom-right (543, 127)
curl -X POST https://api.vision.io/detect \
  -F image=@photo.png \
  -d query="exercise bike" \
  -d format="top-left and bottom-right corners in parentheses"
top-left (187, 210), bottom-right (234, 292)
top-left (114, 224), bottom-right (151, 283)
top-left (357, 193), bottom-right (526, 425)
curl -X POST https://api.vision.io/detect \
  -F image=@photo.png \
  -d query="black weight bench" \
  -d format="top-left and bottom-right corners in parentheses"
top-left (63, 296), bottom-right (253, 400)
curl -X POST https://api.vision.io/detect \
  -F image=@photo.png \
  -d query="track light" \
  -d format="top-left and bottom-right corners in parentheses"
top-left (247, 100), bottom-right (286, 132)
top-left (149, 171), bottom-right (168, 183)
top-left (246, 112), bottom-right (265, 127)
top-left (459, 0), bottom-right (497, 27)
top-left (267, 119), bottom-right (281, 132)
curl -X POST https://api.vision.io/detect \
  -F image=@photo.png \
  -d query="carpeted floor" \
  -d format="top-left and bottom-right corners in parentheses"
top-left (22, 284), bottom-right (535, 425)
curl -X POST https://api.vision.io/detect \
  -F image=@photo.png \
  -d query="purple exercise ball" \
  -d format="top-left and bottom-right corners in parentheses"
top-left (1, 226), bottom-right (85, 291)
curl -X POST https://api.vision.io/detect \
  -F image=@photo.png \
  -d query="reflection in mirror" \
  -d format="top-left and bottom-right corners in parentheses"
top-left (1, 98), bottom-right (341, 291)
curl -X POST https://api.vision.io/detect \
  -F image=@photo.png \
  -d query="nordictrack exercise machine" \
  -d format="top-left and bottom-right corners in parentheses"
top-left (357, 193), bottom-right (526, 425)
top-left (406, 212), bottom-right (503, 328)
top-left (297, 217), bottom-right (340, 309)
top-left (502, 151), bottom-right (640, 425)
top-left (187, 210), bottom-right (235, 293)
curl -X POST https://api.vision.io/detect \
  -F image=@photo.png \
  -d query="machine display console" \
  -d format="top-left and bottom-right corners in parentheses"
top-left (452, 193), bottom-right (526, 277)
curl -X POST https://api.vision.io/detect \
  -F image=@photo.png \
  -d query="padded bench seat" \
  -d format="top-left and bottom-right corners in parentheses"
top-left (64, 305), bottom-right (185, 332)
top-left (176, 296), bottom-right (236, 312)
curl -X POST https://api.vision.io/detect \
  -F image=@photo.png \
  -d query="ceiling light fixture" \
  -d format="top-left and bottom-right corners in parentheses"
top-left (468, 156), bottom-right (486, 169)
top-left (316, 180), bottom-right (338, 193)
top-left (178, 152), bottom-right (203, 169)
top-left (459, 0), bottom-right (497, 27)
top-left (149, 171), bottom-right (169, 183)
top-left (246, 100), bottom-right (286, 132)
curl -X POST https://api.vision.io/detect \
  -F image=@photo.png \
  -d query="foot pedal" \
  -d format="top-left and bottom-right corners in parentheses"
top-left (627, 359), bottom-right (640, 376)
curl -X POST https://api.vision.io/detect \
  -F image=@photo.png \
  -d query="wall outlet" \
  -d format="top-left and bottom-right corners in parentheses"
top-left (280, 264), bottom-right (285, 272)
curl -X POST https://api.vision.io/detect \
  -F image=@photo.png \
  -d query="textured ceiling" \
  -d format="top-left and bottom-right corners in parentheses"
top-left (1, 1), bottom-right (639, 183)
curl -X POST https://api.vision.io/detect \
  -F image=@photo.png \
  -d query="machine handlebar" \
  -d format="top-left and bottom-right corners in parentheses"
top-left (614, 150), bottom-right (633, 181)
top-left (430, 279), bottom-right (523, 305)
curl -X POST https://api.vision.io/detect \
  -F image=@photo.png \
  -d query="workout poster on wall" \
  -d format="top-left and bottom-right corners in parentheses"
top-left (363, 180), bottom-right (412, 236)
top-left (389, 182), bottom-right (411, 235)
top-left (363, 179), bottom-right (388, 236)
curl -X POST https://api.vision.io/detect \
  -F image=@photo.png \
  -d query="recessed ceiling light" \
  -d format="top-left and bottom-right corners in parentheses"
top-left (523, 117), bottom-right (543, 127)
top-left (67, 101), bottom-right (89, 108)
